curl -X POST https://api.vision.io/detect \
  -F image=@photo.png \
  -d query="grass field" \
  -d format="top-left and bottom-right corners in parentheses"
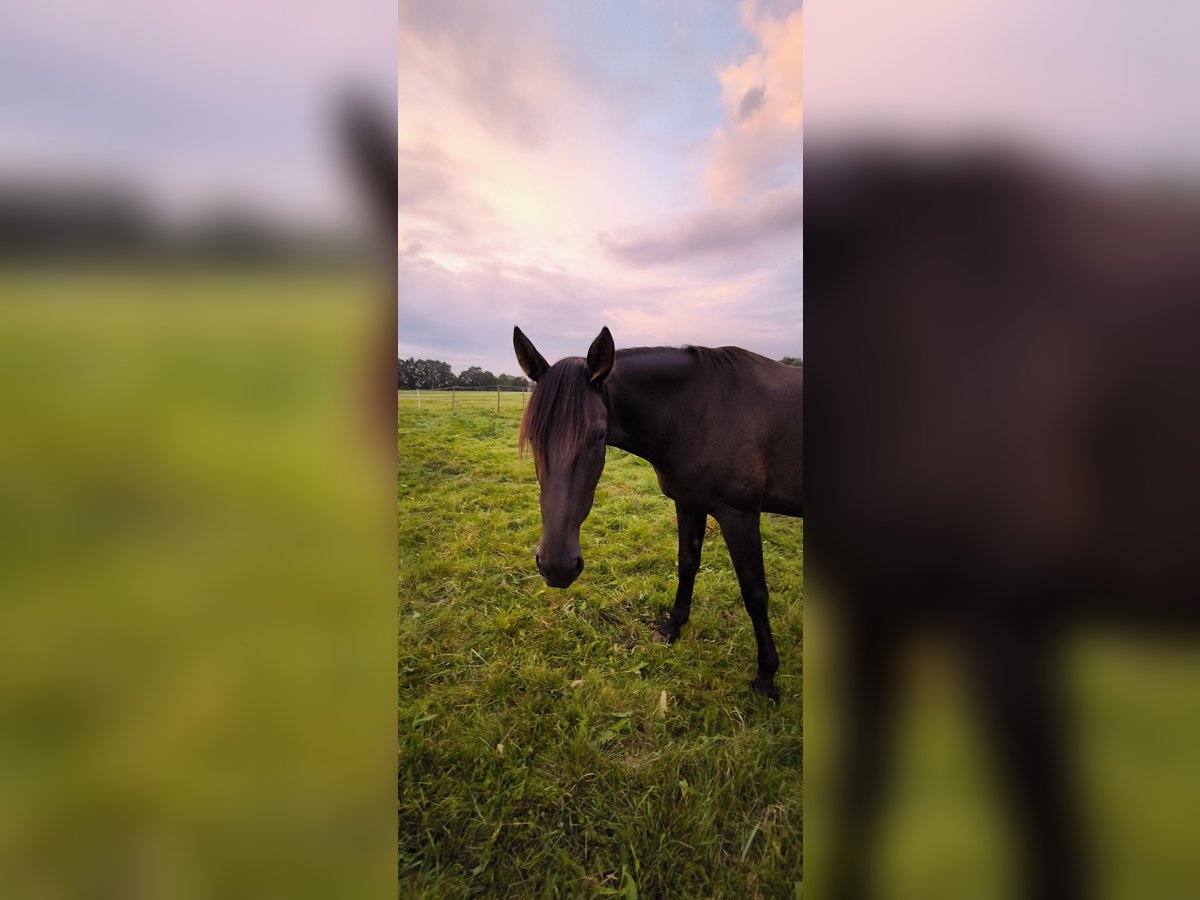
top-left (398, 392), bottom-right (803, 898)
top-left (398, 388), bottom-right (531, 415)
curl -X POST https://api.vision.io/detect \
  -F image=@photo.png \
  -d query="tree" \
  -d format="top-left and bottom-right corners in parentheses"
top-left (414, 359), bottom-right (454, 389)
top-left (496, 373), bottom-right (530, 389)
top-left (397, 357), bottom-right (418, 389)
top-left (395, 360), bottom-right (530, 390)
top-left (779, 356), bottom-right (803, 367)
top-left (397, 357), bottom-right (454, 389)
top-left (456, 366), bottom-right (496, 388)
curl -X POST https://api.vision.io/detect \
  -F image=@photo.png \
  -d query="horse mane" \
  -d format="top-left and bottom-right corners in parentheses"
top-left (619, 344), bottom-right (766, 366)
top-left (683, 345), bottom-right (768, 368)
top-left (518, 358), bottom-right (597, 473)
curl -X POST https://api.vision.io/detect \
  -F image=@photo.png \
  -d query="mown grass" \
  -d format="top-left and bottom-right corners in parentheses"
top-left (398, 394), bottom-right (803, 898)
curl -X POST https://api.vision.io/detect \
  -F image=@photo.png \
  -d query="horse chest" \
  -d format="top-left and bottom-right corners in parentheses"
top-left (652, 462), bottom-right (760, 511)
top-left (652, 466), bottom-right (679, 501)
top-left (653, 465), bottom-right (707, 504)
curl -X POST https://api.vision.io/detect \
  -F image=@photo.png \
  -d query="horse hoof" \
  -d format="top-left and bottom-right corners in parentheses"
top-left (750, 677), bottom-right (780, 702)
top-left (651, 625), bottom-right (678, 644)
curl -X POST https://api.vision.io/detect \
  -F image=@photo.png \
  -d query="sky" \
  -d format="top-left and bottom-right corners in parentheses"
top-left (806, 0), bottom-right (1200, 178)
top-left (397, 0), bottom-right (805, 378)
top-left (0, 0), bottom-right (394, 227)
top-left (7, 0), bottom-right (1195, 383)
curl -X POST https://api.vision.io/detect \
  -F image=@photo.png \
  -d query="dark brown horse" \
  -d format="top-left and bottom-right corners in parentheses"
top-left (807, 144), bottom-right (1200, 899)
top-left (513, 326), bottom-right (803, 700)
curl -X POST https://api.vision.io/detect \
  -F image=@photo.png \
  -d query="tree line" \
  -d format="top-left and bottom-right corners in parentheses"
top-left (398, 354), bottom-right (801, 390)
top-left (397, 358), bottom-right (530, 391)
top-left (0, 178), bottom-right (359, 266)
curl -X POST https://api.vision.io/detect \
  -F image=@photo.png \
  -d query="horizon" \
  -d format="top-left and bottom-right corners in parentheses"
top-left (397, 342), bottom-right (804, 387)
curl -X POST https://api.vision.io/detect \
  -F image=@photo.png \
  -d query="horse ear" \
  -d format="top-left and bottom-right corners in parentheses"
top-left (513, 326), bottom-right (550, 382)
top-left (586, 326), bottom-right (615, 385)
top-left (337, 92), bottom-right (396, 235)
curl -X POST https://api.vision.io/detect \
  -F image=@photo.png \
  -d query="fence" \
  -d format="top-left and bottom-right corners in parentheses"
top-left (397, 384), bottom-right (530, 415)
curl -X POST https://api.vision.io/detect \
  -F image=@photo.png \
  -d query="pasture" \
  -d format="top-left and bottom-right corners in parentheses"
top-left (398, 392), bottom-right (803, 897)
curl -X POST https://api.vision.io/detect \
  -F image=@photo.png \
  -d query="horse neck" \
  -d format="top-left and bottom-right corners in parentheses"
top-left (603, 350), bottom-right (699, 467)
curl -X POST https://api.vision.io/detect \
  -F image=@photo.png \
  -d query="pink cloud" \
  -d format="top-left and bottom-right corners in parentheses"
top-left (705, 0), bottom-right (804, 204)
top-left (598, 1), bottom-right (803, 270)
top-left (601, 184), bottom-right (802, 267)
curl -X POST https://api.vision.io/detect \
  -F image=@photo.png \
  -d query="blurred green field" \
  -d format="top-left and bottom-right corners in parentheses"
top-left (0, 267), bottom-right (394, 899)
top-left (398, 396), bottom-right (804, 897)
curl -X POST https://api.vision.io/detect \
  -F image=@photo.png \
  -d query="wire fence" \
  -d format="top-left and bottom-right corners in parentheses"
top-left (397, 385), bottom-right (530, 415)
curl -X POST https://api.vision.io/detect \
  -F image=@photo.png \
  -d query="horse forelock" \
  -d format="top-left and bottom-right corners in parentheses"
top-left (518, 358), bottom-right (597, 473)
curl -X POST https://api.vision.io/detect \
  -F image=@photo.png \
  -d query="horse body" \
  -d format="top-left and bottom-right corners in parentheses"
top-left (807, 146), bottom-right (1200, 899)
top-left (514, 327), bottom-right (802, 700)
top-left (605, 346), bottom-right (803, 518)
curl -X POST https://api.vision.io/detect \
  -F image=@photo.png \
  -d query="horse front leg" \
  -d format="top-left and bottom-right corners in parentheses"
top-left (828, 610), bottom-right (903, 900)
top-left (655, 503), bottom-right (707, 643)
top-left (965, 616), bottom-right (1084, 900)
top-left (714, 508), bottom-right (780, 700)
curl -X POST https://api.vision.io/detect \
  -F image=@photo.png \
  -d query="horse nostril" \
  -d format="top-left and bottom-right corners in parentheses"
top-left (574, 556), bottom-right (584, 574)
top-left (535, 553), bottom-right (543, 569)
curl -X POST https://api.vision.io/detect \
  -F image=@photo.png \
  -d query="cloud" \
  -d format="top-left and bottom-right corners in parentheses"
top-left (738, 86), bottom-right (767, 122)
top-left (398, 0), bottom-right (591, 148)
top-left (597, 1), bottom-right (802, 270)
top-left (398, 246), bottom-right (801, 375)
top-left (397, 2), bottom-right (661, 277)
top-left (705, 0), bottom-right (803, 203)
top-left (601, 184), bottom-right (802, 267)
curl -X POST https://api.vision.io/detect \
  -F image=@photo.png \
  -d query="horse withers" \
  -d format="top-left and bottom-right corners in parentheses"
top-left (513, 326), bottom-right (803, 700)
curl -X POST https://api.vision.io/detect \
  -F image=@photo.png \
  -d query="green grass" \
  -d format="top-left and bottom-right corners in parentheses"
top-left (398, 395), bottom-right (803, 898)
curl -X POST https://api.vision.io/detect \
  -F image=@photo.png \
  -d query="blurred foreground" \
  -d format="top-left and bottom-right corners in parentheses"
top-left (805, 144), bottom-right (1200, 899)
top-left (1, 1), bottom-right (395, 893)
top-left (805, 2), bottom-right (1200, 896)
top-left (0, 267), bottom-right (394, 897)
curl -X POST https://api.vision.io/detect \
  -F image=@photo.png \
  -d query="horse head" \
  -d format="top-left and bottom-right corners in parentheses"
top-left (514, 326), bottom-right (615, 588)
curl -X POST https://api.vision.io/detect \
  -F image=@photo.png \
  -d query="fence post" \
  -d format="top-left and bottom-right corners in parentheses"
top-left (496, 383), bottom-right (501, 414)
top-left (416, 388), bottom-right (420, 409)
top-left (521, 387), bottom-right (525, 409)
top-left (451, 386), bottom-right (456, 413)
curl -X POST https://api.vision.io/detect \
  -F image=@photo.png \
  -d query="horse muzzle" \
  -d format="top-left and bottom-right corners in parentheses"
top-left (536, 552), bottom-right (584, 589)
